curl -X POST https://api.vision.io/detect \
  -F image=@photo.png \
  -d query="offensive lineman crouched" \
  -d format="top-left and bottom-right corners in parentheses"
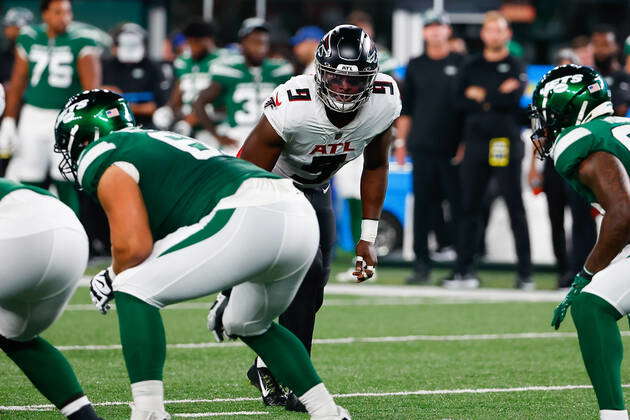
top-left (54, 89), bottom-right (350, 420)
top-left (228, 25), bottom-right (401, 408)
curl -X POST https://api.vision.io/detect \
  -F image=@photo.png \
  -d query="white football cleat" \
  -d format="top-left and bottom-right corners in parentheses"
top-left (130, 405), bottom-right (171, 420)
top-left (310, 405), bottom-right (351, 420)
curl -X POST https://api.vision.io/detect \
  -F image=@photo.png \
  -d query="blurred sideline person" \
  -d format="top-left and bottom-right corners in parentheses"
top-left (153, 21), bottom-right (232, 140)
top-left (610, 36), bottom-right (630, 117)
top-left (54, 89), bottom-right (351, 420)
top-left (102, 23), bottom-right (168, 129)
top-left (530, 64), bottom-right (630, 420)
top-left (0, 7), bottom-right (33, 84)
top-left (571, 35), bottom-right (595, 68)
top-left (224, 24), bottom-right (400, 410)
top-left (527, 50), bottom-right (597, 288)
top-left (0, 83), bottom-right (98, 419)
top-left (0, 0), bottom-right (101, 214)
top-left (395, 10), bottom-right (464, 284)
top-left (335, 10), bottom-right (399, 282)
top-left (194, 18), bottom-right (293, 155)
top-left (291, 26), bottom-right (324, 75)
top-left (591, 25), bottom-right (620, 84)
top-left (448, 11), bottom-right (532, 289)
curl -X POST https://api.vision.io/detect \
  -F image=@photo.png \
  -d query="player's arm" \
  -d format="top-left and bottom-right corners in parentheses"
top-left (353, 123), bottom-right (394, 282)
top-left (4, 50), bottom-right (28, 119)
top-left (579, 151), bottom-right (630, 273)
top-left (238, 115), bottom-right (284, 171)
top-left (192, 82), bottom-right (222, 134)
top-left (97, 165), bottom-right (153, 274)
top-left (77, 53), bottom-right (102, 90)
top-left (0, 50), bottom-right (28, 156)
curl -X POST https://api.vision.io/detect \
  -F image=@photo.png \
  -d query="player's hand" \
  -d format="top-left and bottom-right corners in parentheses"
top-left (90, 267), bottom-right (115, 315)
top-left (152, 106), bottom-right (174, 130)
top-left (217, 135), bottom-right (239, 148)
top-left (0, 117), bottom-right (18, 158)
top-left (173, 120), bottom-right (192, 136)
top-left (207, 291), bottom-right (234, 342)
top-left (551, 270), bottom-right (593, 329)
top-left (353, 240), bottom-right (377, 283)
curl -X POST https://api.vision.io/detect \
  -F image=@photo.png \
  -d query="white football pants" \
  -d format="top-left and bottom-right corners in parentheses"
top-left (113, 178), bottom-right (320, 337)
top-left (0, 189), bottom-right (88, 341)
top-left (6, 104), bottom-right (65, 183)
top-left (582, 245), bottom-right (630, 314)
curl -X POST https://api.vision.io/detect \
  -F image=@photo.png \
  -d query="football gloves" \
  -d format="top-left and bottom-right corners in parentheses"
top-left (207, 291), bottom-right (234, 342)
top-left (0, 117), bottom-right (17, 158)
top-left (90, 267), bottom-right (116, 315)
top-left (152, 106), bottom-right (174, 130)
top-left (551, 269), bottom-right (593, 330)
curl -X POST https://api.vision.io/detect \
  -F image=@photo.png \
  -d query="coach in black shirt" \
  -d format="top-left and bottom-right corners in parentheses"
top-left (447, 11), bottom-right (532, 289)
top-left (397, 11), bottom-right (464, 283)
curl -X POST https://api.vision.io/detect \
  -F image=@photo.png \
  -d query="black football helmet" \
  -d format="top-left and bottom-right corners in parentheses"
top-left (314, 24), bottom-right (379, 113)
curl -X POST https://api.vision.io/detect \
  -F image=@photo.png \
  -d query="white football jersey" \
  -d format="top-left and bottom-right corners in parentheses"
top-left (263, 73), bottom-right (401, 188)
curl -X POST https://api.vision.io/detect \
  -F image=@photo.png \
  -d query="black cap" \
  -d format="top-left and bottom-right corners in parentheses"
top-left (183, 20), bottom-right (215, 39)
top-left (423, 10), bottom-right (450, 27)
top-left (238, 17), bottom-right (269, 40)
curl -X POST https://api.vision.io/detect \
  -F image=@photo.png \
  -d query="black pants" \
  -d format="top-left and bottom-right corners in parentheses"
top-left (279, 185), bottom-right (335, 354)
top-left (456, 141), bottom-right (532, 277)
top-left (411, 153), bottom-right (461, 269)
top-left (542, 160), bottom-right (597, 278)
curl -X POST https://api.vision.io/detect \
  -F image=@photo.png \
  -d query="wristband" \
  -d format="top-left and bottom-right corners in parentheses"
top-left (107, 266), bottom-right (117, 280)
top-left (580, 266), bottom-right (594, 279)
top-left (360, 219), bottom-right (379, 243)
top-left (393, 138), bottom-right (405, 149)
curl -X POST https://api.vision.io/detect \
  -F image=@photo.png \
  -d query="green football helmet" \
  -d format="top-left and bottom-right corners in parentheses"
top-left (529, 64), bottom-right (613, 159)
top-left (54, 89), bottom-right (136, 184)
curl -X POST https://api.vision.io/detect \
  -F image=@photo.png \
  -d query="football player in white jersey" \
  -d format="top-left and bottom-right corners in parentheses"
top-left (209, 25), bottom-right (401, 410)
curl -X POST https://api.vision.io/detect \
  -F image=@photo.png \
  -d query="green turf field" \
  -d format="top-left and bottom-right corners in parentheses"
top-left (1, 263), bottom-right (627, 419)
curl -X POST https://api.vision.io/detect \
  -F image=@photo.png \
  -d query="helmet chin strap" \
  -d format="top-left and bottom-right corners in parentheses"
top-left (579, 101), bottom-right (613, 125)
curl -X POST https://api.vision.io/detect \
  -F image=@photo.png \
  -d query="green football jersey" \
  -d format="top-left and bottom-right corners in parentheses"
top-left (211, 57), bottom-right (293, 128)
top-left (0, 178), bottom-right (54, 201)
top-left (553, 115), bottom-right (630, 203)
top-left (17, 24), bottom-right (100, 110)
top-left (77, 128), bottom-right (280, 240)
top-left (174, 49), bottom-right (234, 113)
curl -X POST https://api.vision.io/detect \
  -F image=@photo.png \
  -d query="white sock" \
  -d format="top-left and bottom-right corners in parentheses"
top-left (601, 410), bottom-right (629, 420)
top-left (299, 383), bottom-right (337, 416)
top-left (60, 395), bottom-right (91, 417)
top-left (256, 357), bottom-right (267, 368)
top-left (131, 380), bottom-right (165, 412)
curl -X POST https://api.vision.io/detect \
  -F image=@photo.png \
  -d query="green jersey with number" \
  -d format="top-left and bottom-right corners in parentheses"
top-left (77, 128), bottom-right (280, 240)
top-left (174, 49), bottom-right (234, 113)
top-left (211, 57), bottom-right (293, 128)
top-left (17, 24), bottom-right (100, 110)
top-left (0, 178), bottom-right (54, 201)
top-left (552, 115), bottom-right (630, 203)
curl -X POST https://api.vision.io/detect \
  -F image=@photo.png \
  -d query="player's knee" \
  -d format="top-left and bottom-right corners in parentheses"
top-left (223, 315), bottom-right (271, 338)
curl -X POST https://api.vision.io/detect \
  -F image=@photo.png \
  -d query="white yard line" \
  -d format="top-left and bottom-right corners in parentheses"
top-left (55, 331), bottom-right (630, 352)
top-left (1, 384), bottom-right (623, 412)
top-left (325, 284), bottom-right (566, 302)
top-left (63, 296), bottom-right (537, 312)
top-left (174, 411), bottom-right (269, 417)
